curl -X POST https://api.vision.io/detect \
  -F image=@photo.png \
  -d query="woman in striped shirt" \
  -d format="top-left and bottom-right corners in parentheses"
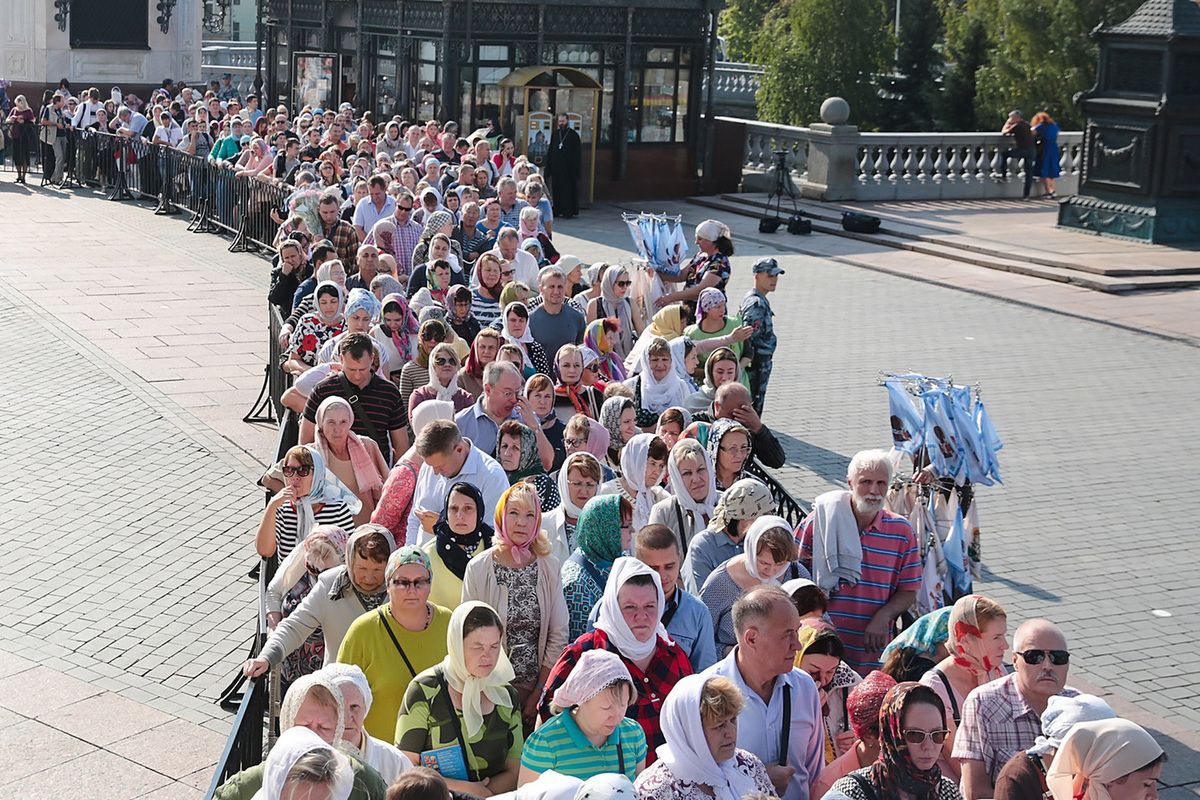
top-left (255, 445), bottom-right (358, 560)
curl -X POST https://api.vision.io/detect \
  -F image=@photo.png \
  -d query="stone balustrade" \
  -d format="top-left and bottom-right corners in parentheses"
top-left (201, 42), bottom-right (261, 98)
top-left (723, 115), bottom-right (1082, 201)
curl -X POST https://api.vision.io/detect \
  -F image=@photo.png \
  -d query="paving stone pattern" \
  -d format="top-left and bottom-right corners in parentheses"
top-left (0, 287), bottom-right (261, 731)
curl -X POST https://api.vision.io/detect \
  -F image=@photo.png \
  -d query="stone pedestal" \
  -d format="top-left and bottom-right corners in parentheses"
top-left (1057, 0), bottom-right (1200, 244)
top-left (802, 122), bottom-right (860, 201)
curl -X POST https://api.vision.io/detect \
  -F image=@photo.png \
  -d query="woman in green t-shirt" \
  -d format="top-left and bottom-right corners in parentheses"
top-left (397, 601), bottom-right (523, 797)
top-left (519, 648), bottom-right (647, 786)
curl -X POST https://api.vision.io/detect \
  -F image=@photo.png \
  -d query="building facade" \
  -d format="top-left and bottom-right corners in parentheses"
top-left (259, 0), bottom-right (721, 200)
top-left (2, 0), bottom-right (203, 99)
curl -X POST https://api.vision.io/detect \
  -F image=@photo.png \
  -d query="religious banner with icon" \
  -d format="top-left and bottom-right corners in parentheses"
top-left (526, 111), bottom-right (553, 167)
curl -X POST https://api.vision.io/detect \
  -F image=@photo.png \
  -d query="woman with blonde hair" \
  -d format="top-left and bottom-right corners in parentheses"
top-left (462, 482), bottom-right (569, 729)
top-left (6, 95), bottom-right (37, 183)
top-left (919, 594), bottom-right (1008, 780)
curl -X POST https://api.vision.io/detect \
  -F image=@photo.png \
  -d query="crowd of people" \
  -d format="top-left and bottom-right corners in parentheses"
top-left (13, 80), bottom-right (1159, 800)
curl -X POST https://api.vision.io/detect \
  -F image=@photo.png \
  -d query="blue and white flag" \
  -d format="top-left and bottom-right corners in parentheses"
top-left (885, 379), bottom-right (924, 455)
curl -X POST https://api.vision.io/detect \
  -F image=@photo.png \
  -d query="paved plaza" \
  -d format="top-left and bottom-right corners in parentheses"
top-left (0, 181), bottom-right (1197, 797)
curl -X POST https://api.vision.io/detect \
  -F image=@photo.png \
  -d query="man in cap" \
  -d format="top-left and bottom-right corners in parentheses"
top-left (218, 73), bottom-right (241, 102)
top-left (739, 257), bottom-right (784, 415)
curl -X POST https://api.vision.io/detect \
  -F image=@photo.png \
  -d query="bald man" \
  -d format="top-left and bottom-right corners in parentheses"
top-left (953, 619), bottom-right (1079, 800)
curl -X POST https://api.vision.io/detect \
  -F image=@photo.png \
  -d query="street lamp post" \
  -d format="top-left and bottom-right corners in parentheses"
top-left (254, 0), bottom-right (264, 98)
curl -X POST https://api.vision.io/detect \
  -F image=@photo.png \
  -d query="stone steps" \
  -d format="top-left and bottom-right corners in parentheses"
top-left (686, 194), bottom-right (1200, 293)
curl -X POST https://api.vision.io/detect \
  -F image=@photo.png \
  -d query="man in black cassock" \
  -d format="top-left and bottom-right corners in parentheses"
top-left (546, 113), bottom-right (582, 219)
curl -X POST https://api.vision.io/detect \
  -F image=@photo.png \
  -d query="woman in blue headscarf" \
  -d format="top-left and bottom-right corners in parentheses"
top-left (880, 606), bottom-right (953, 683)
top-left (255, 444), bottom-right (361, 561)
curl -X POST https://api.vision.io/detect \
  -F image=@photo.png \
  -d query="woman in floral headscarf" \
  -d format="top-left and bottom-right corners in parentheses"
top-left (598, 395), bottom-right (638, 474)
top-left (554, 344), bottom-right (604, 420)
top-left (680, 477), bottom-right (775, 595)
top-left (495, 420), bottom-right (560, 511)
top-left (286, 281), bottom-right (345, 374)
top-left (560, 494), bottom-right (633, 641)
top-left (463, 482), bottom-right (569, 729)
top-left (314, 396), bottom-right (389, 525)
top-left (705, 418), bottom-right (753, 491)
top-left (585, 318), bottom-right (629, 383)
top-left (814, 670), bottom-right (900, 798)
top-left (919, 594), bottom-right (1008, 780)
top-left (881, 607), bottom-right (953, 683)
top-left (372, 292), bottom-right (420, 377)
top-left (683, 288), bottom-right (749, 390)
top-left (826, 682), bottom-right (963, 800)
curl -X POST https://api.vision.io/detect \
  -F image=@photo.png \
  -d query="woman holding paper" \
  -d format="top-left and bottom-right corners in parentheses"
top-left (396, 601), bottom-right (523, 797)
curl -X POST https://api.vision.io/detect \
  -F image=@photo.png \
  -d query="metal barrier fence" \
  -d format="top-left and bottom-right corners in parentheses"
top-left (746, 459), bottom-right (810, 527)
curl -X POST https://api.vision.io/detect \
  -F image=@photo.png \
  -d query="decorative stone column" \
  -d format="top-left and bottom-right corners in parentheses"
top-left (801, 97), bottom-right (860, 202)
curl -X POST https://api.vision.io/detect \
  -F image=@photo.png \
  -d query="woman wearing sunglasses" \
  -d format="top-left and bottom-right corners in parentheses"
top-left (919, 595), bottom-right (1008, 782)
top-left (255, 445), bottom-right (359, 561)
top-left (826, 682), bottom-right (963, 800)
top-left (408, 342), bottom-right (475, 420)
top-left (336, 546), bottom-right (452, 742)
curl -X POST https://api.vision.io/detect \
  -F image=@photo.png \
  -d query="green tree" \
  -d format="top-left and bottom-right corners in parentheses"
top-left (937, 0), bottom-right (994, 129)
top-left (941, 0), bottom-right (1144, 129)
top-left (879, 0), bottom-right (947, 130)
top-left (718, 0), bottom-right (778, 62)
top-left (755, 0), bottom-right (893, 127)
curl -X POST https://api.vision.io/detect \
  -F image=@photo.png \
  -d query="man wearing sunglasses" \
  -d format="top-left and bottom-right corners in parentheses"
top-left (953, 619), bottom-right (1078, 800)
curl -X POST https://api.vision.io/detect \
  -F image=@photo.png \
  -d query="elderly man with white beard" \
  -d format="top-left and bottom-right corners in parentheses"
top-left (795, 449), bottom-right (921, 675)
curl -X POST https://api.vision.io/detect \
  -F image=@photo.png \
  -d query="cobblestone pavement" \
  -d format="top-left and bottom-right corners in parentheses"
top-left (0, 184), bottom-right (1196, 796)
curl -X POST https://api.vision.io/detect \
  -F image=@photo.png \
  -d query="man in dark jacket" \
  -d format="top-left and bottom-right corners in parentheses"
top-left (691, 382), bottom-right (787, 469)
top-left (545, 113), bottom-right (582, 219)
top-left (1000, 110), bottom-right (1037, 199)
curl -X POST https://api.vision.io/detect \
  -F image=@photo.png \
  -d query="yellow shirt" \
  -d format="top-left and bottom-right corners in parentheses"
top-left (422, 538), bottom-right (466, 612)
top-left (337, 602), bottom-right (452, 741)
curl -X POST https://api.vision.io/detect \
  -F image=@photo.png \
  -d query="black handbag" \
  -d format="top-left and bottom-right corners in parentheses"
top-left (787, 214), bottom-right (811, 235)
top-left (842, 211), bottom-right (881, 234)
top-left (759, 216), bottom-right (782, 233)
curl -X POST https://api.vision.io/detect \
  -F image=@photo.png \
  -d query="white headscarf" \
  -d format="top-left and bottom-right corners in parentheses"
top-left (1028, 694), bottom-right (1117, 757)
top-left (279, 672), bottom-right (346, 745)
top-left (253, 726), bottom-right (353, 800)
top-left (619, 433), bottom-right (659, 531)
top-left (656, 674), bottom-right (759, 800)
top-left (666, 439), bottom-right (719, 544)
top-left (633, 337), bottom-right (690, 415)
top-left (1046, 719), bottom-right (1162, 800)
top-left (424, 343), bottom-right (462, 401)
top-left (292, 447), bottom-right (363, 557)
top-left (594, 557), bottom-right (670, 662)
top-left (557, 451), bottom-right (602, 519)
top-left (552, 649), bottom-right (634, 709)
top-left (742, 515), bottom-right (794, 585)
top-left (320, 662), bottom-right (374, 757)
top-left (599, 265), bottom-right (634, 357)
top-left (501, 301), bottom-right (535, 368)
top-left (441, 600), bottom-right (516, 737)
top-left (668, 337), bottom-right (699, 391)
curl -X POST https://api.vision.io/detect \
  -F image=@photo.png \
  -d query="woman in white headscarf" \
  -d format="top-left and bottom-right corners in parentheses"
top-left (321, 663), bottom-right (414, 784)
top-left (546, 451), bottom-right (604, 565)
top-left (586, 264), bottom-right (645, 360)
top-left (633, 674), bottom-right (774, 800)
top-left (406, 341), bottom-right (475, 418)
top-left (314, 397), bottom-right (389, 525)
top-left (1046, 720), bottom-right (1164, 800)
top-left (649, 439), bottom-right (719, 553)
top-left (699, 515), bottom-right (811, 656)
top-left (255, 445), bottom-right (359, 560)
top-left (540, 557), bottom-right (693, 763)
top-left (396, 600), bottom-right (523, 797)
top-left (624, 337), bottom-right (693, 430)
top-left (599, 433), bottom-right (670, 531)
top-left (500, 301), bottom-right (553, 377)
top-left (251, 726), bottom-right (354, 800)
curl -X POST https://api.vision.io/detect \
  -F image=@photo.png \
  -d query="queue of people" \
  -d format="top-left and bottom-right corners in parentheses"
top-left (171, 96), bottom-right (1169, 800)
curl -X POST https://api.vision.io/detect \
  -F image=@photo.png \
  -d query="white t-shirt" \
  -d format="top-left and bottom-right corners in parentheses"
top-left (486, 246), bottom-right (539, 288)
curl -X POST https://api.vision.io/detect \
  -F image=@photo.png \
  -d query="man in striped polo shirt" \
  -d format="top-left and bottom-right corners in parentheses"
top-left (796, 449), bottom-right (921, 675)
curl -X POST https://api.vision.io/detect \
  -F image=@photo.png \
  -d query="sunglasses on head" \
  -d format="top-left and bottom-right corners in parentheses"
top-left (282, 465), bottom-right (313, 477)
top-left (1015, 649), bottom-right (1070, 666)
top-left (902, 729), bottom-right (950, 745)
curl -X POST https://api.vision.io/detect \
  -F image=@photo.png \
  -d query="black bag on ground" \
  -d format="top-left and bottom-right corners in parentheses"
top-left (842, 211), bottom-right (881, 233)
top-left (759, 216), bottom-right (782, 233)
top-left (787, 214), bottom-right (811, 235)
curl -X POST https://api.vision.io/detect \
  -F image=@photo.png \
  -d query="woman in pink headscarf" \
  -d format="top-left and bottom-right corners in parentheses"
top-left (314, 397), bottom-right (389, 525)
top-left (462, 481), bottom-right (569, 731)
top-left (919, 594), bottom-right (1009, 780)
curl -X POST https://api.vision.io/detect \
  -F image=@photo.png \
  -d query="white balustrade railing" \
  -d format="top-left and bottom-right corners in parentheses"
top-left (725, 117), bottom-right (1081, 201)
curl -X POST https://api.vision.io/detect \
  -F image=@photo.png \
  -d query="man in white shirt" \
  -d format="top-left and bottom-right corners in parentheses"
top-left (487, 227), bottom-right (539, 287)
top-left (152, 109), bottom-right (183, 148)
top-left (406, 420), bottom-right (510, 547)
top-left (72, 88), bottom-right (104, 129)
top-left (115, 106), bottom-right (149, 139)
top-left (353, 174), bottom-right (397, 242)
top-left (702, 585), bottom-right (825, 800)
